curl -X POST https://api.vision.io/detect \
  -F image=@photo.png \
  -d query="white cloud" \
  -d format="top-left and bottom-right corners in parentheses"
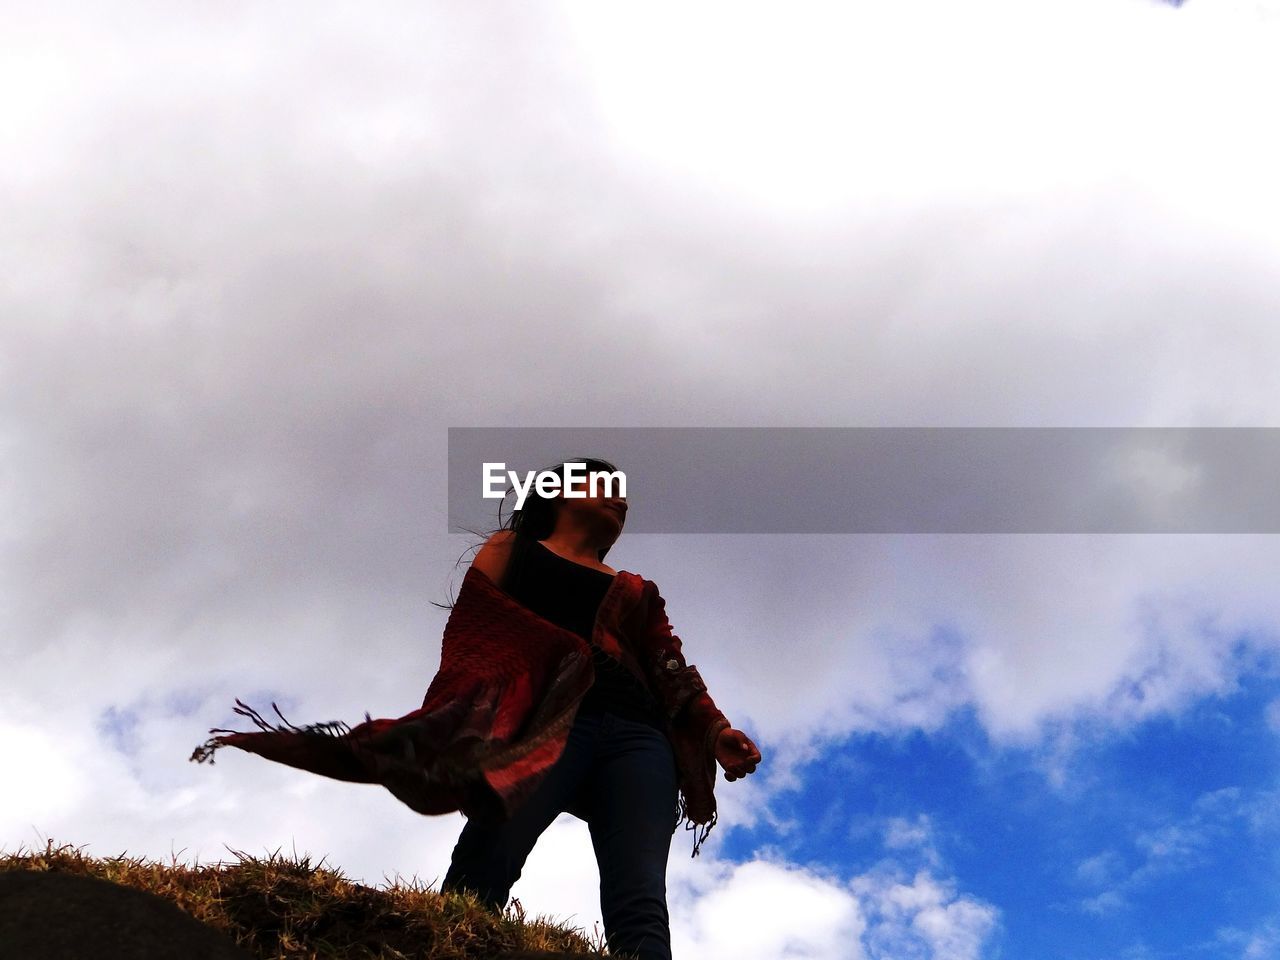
top-left (563, 0), bottom-right (1280, 234)
top-left (884, 815), bottom-right (935, 855)
top-left (671, 857), bottom-right (866, 960)
top-left (1216, 918), bottom-right (1280, 960)
top-left (1265, 699), bottom-right (1280, 734)
top-left (1072, 785), bottom-right (1274, 917)
top-left (852, 868), bottom-right (998, 960)
top-left (666, 817), bottom-right (998, 960)
top-left (1075, 850), bottom-right (1124, 888)
top-left (1081, 889), bottom-right (1130, 917)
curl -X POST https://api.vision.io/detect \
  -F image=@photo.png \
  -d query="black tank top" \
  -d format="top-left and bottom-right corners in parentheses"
top-left (501, 538), bottom-right (664, 729)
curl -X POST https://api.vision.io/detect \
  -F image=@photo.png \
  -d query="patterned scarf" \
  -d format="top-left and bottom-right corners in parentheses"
top-left (191, 564), bottom-right (729, 856)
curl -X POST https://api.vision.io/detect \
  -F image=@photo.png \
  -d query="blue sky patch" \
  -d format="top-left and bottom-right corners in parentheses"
top-left (725, 673), bottom-right (1280, 959)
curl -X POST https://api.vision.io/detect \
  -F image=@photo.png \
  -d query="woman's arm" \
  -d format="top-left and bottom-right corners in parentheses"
top-left (471, 530), bottom-right (516, 586)
top-left (643, 582), bottom-right (761, 783)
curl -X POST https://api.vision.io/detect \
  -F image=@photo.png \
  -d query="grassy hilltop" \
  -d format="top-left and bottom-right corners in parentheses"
top-left (0, 840), bottom-right (616, 959)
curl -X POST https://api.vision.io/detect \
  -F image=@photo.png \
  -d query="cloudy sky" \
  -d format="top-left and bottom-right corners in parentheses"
top-left (4, 2), bottom-right (1280, 958)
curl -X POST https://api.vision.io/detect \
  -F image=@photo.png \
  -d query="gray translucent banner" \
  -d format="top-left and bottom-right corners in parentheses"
top-left (447, 428), bottom-right (1280, 534)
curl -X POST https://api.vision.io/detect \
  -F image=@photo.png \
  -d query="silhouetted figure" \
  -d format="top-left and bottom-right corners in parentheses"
top-left (440, 458), bottom-right (760, 960)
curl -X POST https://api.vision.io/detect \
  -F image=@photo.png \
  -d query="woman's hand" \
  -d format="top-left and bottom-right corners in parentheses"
top-left (714, 728), bottom-right (761, 782)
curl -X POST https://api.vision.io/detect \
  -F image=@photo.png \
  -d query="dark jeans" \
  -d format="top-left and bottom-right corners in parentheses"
top-left (441, 709), bottom-right (679, 960)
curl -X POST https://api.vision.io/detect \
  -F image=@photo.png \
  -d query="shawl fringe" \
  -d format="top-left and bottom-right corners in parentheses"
top-left (676, 791), bottom-right (717, 858)
top-left (189, 699), bottom-right (367, 765)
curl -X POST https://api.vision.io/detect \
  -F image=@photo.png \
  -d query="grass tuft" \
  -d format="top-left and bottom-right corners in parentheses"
top-left (0, 839), bottom-right (616, 959)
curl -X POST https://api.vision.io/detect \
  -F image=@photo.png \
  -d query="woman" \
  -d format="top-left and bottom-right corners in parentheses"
top-left (440, 457), bottom-right (761, 960)
top-left (191, 456), bottom-right (760, 960)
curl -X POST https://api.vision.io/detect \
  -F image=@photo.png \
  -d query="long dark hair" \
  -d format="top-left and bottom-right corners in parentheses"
top-left (432, 456), bottom-right (623, 610)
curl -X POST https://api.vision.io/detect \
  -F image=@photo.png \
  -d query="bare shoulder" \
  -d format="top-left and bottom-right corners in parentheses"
top-left (472, 530), bottom-right (517, 584)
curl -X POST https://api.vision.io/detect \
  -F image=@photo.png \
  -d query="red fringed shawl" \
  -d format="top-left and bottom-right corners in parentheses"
top-left (191, 565), bottom-right (732, 856)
